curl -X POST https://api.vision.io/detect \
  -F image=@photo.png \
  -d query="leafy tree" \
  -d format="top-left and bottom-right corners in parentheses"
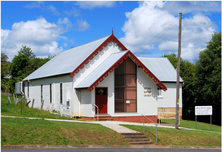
top-left (1, 53), bottom-right (9, 62)
top-left (19, 45), bottom-right (36, 59)
top-left (195, 31), bottom-right (221, 125)
top-left (10, 54), bottom-right (29, 79)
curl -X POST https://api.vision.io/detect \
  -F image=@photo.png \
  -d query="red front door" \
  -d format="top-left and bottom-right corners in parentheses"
top-left (95, 88), bottom-right (107, 114)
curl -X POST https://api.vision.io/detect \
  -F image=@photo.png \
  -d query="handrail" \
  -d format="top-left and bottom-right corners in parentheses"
top-left (94, 104), bottom-right (99, 121)
top-left (142, 114), bottom-right (158, 144)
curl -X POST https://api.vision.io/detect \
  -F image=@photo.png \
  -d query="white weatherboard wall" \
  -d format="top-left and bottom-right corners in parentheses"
top-left (158, 83), bottom-right (182, 108)
top-left (137, 68), bottom-right (158, 116)
top-left (73, 42), bottom-right (122, 89)
top-left (24, 75), bottom-right (76, 115)
top-left (80, 89), bottom-right (92, 117)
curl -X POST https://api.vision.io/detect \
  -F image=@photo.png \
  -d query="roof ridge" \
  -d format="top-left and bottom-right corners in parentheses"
top-left (64, 34), bottom-right (111, 52)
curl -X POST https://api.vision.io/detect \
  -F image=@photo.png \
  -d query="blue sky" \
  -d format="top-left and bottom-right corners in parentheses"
top-left (1, 1), bottom-right (221, 63)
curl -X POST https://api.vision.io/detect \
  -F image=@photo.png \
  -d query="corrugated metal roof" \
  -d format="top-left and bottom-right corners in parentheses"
top-left (76, 51), bottom-right (127, 88)
top-left (137, 57), bottom-right (183, 82)
top-left (23, 35), bottom-right (111, 81)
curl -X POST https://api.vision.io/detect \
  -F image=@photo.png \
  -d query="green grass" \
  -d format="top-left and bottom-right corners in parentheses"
top-left (1, 117), bottom-right (128, 145)
top-left (121, 124), bottom-right (221, 147)
top-left (161, 119), bottom-right (221, 132)
top-left (1, 94), bottom-right (81, 120)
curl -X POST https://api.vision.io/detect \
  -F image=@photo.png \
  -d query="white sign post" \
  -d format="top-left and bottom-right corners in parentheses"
top-left (195, 106), bottom-right (213, 131)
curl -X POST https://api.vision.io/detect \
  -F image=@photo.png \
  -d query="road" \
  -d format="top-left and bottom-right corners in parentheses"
top-left (2, 148), bottom-right (220, 152)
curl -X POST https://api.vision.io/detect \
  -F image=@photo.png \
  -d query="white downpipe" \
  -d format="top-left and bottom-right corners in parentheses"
top-left (78, 90), bottom-right (81, 117)
top-left (53, 83), bottom-right (55, 104)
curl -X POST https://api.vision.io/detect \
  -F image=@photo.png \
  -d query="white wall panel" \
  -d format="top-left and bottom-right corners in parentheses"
top-left (80, 89), bottom-right (92, 117)
top-left (26, 75), bottom-right (77, 115)
top-left (137, 68), bottom-right (158, 116)
top-left (158, 83), bottom-right (183, 108)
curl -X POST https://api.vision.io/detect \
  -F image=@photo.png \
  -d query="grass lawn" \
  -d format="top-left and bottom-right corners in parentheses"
top-left (161, 119), bottom-right (221, 132)
top-left (1, 117), bottom-right (128, 145)
top-left (121, 125), bottom-right (221, 147)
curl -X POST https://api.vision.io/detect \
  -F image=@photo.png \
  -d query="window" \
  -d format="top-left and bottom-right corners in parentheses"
top-left (115, 58), bottom-right (137, 113)
top-left (60, 83), bottom-right (62, 104)
top-left (41, 85), bottom-right (43, 101)
top-left (157, 87), bottom-right (162, 98)
top-left (50, 84), bottom-right (52, 103)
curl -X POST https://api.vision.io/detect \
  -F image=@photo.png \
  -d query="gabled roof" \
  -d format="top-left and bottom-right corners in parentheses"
top-left (23, 34), bottom-right (127, 81)
top-left (77, 50), bottom-right (167, 92)
top-left (69, 33), bottom-right (127, 78)
top-left (76, 51), bottom-right (127, 89)
top-left (137, 57), bottom-right (183, 82)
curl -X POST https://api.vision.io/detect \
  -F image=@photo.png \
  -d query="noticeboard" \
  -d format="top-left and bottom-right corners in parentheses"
top-left (195, 106), bottom-right (212, 115)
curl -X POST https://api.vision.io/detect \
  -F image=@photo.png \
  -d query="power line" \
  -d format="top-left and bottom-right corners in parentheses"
top-left (133, 18), bottom-right (179, 55)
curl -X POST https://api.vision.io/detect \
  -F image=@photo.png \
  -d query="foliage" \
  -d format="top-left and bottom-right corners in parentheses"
top-left (122, 124), bottom-right (221, 147)
top-left (1, 53), bottom-right (9, 62)
top-left (1, 63), bottom-right (11, 93)
top-left (195, 31), bottom-right (221, 125)
top-left (5, 45), bottom-right (52, 93)
top-left (19, 45), bottom-right (36, 59)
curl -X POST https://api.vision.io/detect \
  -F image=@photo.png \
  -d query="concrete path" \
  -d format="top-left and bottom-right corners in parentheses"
top-left (99, 121), bottom-right (139, 133)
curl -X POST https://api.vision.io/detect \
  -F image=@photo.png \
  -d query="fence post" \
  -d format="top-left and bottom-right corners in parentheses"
top-left (8, 96), bottom-right (11, 103)
top-left (41, 100), bottom-right (44, 110)
top-left (13, 94), bottom-right (16, 104)
top-left (32, 99), bottom-right (35, 108)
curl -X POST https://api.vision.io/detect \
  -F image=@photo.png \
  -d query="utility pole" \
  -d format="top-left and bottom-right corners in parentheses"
top-left (175, 12), bottom-right (182, 129)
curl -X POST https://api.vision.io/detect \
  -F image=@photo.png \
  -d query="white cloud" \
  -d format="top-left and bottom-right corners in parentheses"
top-left (76, 1), bottom-right (115, 9)
top-left (77, 19), bottom-right (90, 31)
top-left (24, 1), bottom-right (44, 9)
top-left (1, 17), bottom-right (65, 61)
top-left (24, 2), bottom-right (60, 16)
top-left (64, 7), bottom-right (81, 17)
top-left (48, 5), bottom-right (60, 15)
top-left (161, 1), bottom-right (221, 15)
top-left (120, 1), bottom-right (217, 62)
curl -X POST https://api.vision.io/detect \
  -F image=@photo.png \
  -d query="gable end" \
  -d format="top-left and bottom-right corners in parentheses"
top-left (70, 34), bottom-right (128, 78)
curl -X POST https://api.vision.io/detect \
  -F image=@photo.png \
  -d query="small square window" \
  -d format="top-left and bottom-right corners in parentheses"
top-left (157, 87), bottom-right (163, 98)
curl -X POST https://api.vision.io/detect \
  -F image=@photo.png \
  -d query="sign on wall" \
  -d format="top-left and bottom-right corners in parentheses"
top-left (144, 87), bottom-right (151, 97)
top-left (195, 106), bottom-right (212, 115)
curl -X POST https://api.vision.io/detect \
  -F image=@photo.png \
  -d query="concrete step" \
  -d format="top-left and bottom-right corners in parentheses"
top-left (94, 114), bottom-right (113, 121)
top-left (126, 138), bottom-right (150, 142)
top-left (121, 133), bottom-right (153, 145)
top-left (129, 141), bottom-right (153, 145)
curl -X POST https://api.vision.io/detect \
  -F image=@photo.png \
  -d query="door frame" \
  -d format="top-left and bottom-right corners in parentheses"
top-left (95, 87), bottom-right (108, 114)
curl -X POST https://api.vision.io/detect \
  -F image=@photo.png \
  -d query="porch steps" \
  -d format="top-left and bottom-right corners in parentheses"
top-left (121, 133), bottom-right (153, 145)
top-left (94, 114), bottom-right (113, 121)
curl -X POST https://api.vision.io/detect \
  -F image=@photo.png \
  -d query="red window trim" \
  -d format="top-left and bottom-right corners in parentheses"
top-left (70, 34), bottom-right (127, 78)
top-left (87, 51), bottom-right (167, 92)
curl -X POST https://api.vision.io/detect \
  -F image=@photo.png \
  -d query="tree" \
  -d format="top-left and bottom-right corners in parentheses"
top-left (1, 53), bottom-right (9, 62)
top-left (195, 31), bottom-right (221, 125)
top-left (19, 45), bottom-right (36, 59)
